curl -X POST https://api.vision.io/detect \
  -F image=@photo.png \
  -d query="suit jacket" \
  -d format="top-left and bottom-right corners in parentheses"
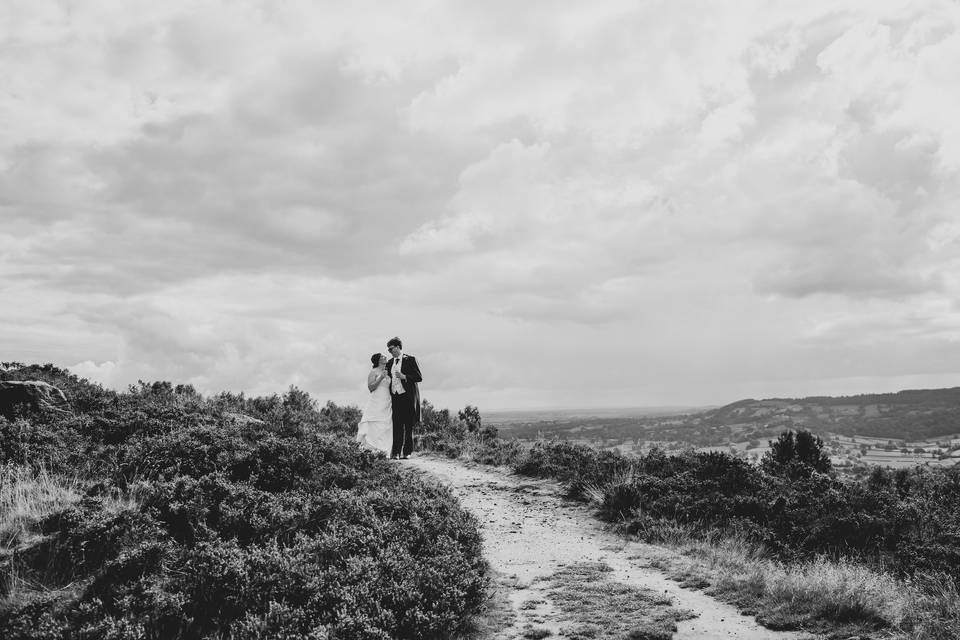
top-left (387, 354), bottom-right (422, 422)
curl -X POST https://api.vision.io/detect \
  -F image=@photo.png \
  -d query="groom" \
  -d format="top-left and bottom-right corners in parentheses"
top-left (386, 336), bottom-right (422, 459)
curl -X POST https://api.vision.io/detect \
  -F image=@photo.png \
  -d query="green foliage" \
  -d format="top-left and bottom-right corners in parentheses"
top-left (457, 406), bottom-right (482, 432)
top-left (0, 364), bottom-right (487, 640)
top-left (416, 401), bottom-right (499, 455)
top-left (0, 418), bottom-right (83, 468)
top-left (209, 387), bottom-right (360, 437)
top-left (761, 429), bottom-right (832, 478)
top-left (514, 440), bottom-right (632, 498)
top-left (436, 414), bottom-right (960, 588)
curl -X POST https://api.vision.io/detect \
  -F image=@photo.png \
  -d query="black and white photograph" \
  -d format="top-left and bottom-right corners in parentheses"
top-left (2, 1), bottom-right (960, 638)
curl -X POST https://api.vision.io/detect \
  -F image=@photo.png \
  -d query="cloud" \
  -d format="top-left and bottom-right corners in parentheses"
top-left (3, 0), bottom-right (960, 409)
top-left (70, 360), bottom-right (119, 387)
top-left (3, 49), bottom-right (464, 293)
top-left (755, 258), bottom-right (941, 299)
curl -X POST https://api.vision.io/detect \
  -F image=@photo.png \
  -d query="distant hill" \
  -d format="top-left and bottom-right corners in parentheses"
top-left (494, 387), bottom-right (960, 446)
top-left (700, 387), bottom-right (960, 442)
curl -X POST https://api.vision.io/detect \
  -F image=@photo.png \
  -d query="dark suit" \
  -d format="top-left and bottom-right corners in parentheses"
top-left (387, 354), bottom-right (422, 457)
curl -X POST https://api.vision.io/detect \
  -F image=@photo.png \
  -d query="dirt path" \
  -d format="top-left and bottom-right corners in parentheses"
top-left (406, 455), bottom-right (817, 640)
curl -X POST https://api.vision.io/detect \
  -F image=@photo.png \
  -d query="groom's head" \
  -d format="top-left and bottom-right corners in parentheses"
top-left (387, 337), bottom-right (402, 358)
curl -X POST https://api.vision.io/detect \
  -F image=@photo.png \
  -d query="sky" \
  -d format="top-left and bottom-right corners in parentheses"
top-left (3, 0), bottom-right (960, 412)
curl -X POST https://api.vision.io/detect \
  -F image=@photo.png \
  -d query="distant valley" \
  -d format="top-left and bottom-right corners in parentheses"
top-left (487, 387), bottom-right (960, 470)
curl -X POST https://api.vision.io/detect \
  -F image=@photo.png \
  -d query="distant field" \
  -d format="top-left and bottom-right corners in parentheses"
top-left (485, 405), bottom-right (714, 425)
top-left (488, 405), bottom-right (960, 470)
top-left (859, 451), bottom-right (959, 469)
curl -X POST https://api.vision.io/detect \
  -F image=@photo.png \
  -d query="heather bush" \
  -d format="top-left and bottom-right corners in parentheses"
top-left (596, 450), bottom-right (769, 531)
top-left (441, 424), bottom-right (960, 582)
top-left (514, 440), bottom-right (632, 497)
top-left (0, 417), bottom-right (84, 469)
top-left (761, 430), bottom-right (832, 478)
top-left (415, 399), bottom-right (504, 460)
top-left (0, 364), bottom-right (488, 640)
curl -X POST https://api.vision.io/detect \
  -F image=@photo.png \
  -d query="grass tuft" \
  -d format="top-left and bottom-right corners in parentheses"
top-left (761, 557), bottom-right (908, 627)
top-left (645, 528), bottom-right (946, 637)
top-left (538, 561), bottom-right (690, 639)
top-left (625, 622), bottom-right (676, 640)
top-left (0, 464), bottom-right (82, 550)
top-left (0, 464), bottom-right (85, 604)
top-left (906, 573), bottom-right (960, 640)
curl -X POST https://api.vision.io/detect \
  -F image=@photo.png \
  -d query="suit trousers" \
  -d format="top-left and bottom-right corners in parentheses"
top-left (391, 392), bottom-right (416, 457)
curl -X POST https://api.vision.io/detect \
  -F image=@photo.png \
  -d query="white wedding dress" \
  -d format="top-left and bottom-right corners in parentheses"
top-left (356, 374), bottom-right (393, 453)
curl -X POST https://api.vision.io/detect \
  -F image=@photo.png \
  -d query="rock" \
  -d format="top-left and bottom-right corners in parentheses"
top-left (223, 412), bottom-right (265, 426)
top-left (0, 380), bottom-right (71, 420)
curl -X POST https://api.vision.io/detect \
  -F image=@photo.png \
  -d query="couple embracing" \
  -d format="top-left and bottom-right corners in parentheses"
top-left (355, 337), bottom-right (422, 459)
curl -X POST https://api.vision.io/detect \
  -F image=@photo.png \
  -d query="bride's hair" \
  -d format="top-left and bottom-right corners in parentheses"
top-left (370, 353), bottom-right (382, 367)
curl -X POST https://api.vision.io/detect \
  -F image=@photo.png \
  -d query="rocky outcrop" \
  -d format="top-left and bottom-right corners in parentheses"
top-left (0, 380), bottom-right (71, 420)
top-left (223, 412), bottom-right (266, 426)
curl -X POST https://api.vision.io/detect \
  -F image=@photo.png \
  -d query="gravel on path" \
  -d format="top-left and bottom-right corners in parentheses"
top-left (405, 455), bottom-right (818, 640)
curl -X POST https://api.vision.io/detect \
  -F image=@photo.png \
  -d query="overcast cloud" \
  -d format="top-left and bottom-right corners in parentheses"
top-left (3, 0), bottom-right (960, 410)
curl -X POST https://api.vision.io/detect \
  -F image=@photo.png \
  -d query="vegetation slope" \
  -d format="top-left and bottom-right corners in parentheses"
top-left (0, 364), bottom-right (487, 640)
top-left (421, 409), bottom-right (960, 638)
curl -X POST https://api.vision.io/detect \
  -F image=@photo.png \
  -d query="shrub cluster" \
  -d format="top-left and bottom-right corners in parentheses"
top-left (0, 364), bottom-right (487, 640)
top-left (415, 401), bottom-right (499, 458)
top-left (444, 429), bottom-right (960, 581)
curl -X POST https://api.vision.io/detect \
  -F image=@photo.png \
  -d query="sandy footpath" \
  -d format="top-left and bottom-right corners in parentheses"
top-left (405, 455), bottom-right (817, 640)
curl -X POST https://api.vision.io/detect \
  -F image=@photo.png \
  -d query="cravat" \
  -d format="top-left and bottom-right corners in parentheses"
top-left (391, 355), bottom-right (405, 394)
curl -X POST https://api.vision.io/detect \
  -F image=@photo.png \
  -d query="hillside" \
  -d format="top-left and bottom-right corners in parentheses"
top-left (4, 364), bottom-right (959, 638)
top-left (0, 364), bottom-right (488, 639)
top-left (700, 388), bottom-right (960, 441)
top-left (494, 387), bottom-right (960, 448)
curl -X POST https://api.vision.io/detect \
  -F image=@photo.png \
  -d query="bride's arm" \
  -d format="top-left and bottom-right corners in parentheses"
top-left (367, 369), bottom-right (385, 392)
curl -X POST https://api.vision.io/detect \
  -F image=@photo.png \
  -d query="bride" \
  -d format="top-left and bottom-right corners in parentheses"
top-left (355, 353), bottom-right (393, 453)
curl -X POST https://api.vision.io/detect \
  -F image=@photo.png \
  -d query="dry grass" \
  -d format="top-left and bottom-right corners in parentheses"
top-left (638, 526), bottom-right (959, 639)
top-left (759, 557), bottom-right (910, 627)
top-left (0, 466), bottom-right (146, 605)
top-left (451, 434), bottom-right (527, 468)
top-left (0, 464), bottom-right (83, 550)
top-left (0, 464), bottom-right (85, 602)
top-left (458, 569), bottom-right (518, 639)
top-left (907, 574), bottom-right (960, 640)
top-left (539, 561), bottom-right (694, 640)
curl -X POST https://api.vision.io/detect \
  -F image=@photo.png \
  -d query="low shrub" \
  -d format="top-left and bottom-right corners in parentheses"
top-left (438, 423), bottom-right (960, 584)
top-left (0, 365), bottom-right (488, 640)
